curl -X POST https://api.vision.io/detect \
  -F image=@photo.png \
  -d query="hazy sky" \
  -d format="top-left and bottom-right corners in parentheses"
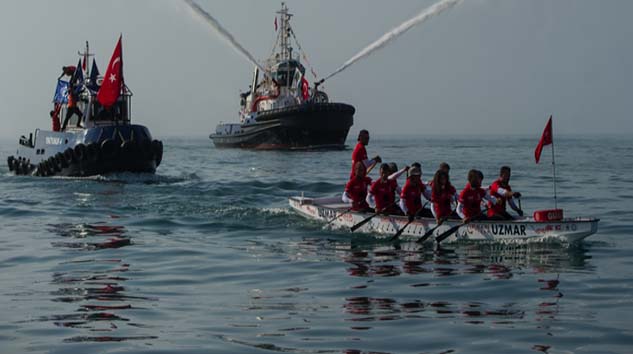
top-left (0, 0), bottom-right (631, 139)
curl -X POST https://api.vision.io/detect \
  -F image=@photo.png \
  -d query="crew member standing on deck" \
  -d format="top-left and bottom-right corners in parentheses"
top-left (351, 130), bottom-right (381, 177)
top-left (487, 166), bottom-right (523, 220)
top-left (457, 169), bottom-right (498, 222)
top-left (343, 161), bottom-right (373, 212)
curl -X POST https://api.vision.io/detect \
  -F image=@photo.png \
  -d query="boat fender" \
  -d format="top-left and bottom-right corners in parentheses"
top-left (55, 152), bottom-right (69, 168)
top-left (100, 139), bottom-right (119, 160)
top-left (7, 156), bottom-right (15, 172)
top-left (86, 143), bottom-right (100, 162)
top-left (50, 157), bottom-right (62, 172)
top-left (139, 140), bottom-right (153, 160)
top-left (74, 144), bottom-right (87, 161)
top-left (152, 140), bottom-right (163, 167)
top-left (64, 148), bottom-right (76, 163)
top-left (120, 140), bottom-right (138, 160)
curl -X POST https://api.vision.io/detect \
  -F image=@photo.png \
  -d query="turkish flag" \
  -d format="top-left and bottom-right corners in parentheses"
top-left (97, 35), bottom-right (123, 108)
top-left (535, 115), bottom-right (553, 163)
top-left (301, 77), bottom-right (309, 100)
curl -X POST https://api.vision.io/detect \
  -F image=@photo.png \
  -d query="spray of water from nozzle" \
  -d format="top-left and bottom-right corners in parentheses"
top-left (320, 0), bottom-right (462, 83)
top-left (181, 0), bottom-right (269, 76)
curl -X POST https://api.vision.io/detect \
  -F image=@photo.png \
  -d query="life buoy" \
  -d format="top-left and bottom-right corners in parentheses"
top-left (100, 139), bottom-right (119, 160)
top-left (74, 144), bottom-right (87, 161)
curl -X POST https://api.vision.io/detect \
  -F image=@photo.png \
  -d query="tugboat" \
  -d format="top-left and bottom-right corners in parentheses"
top-left (209, 3), bottom-right (355, 150)
top-left (7, 37), bottom-right (163, 177)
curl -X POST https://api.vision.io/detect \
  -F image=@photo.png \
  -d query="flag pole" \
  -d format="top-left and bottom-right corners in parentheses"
top-left (551, 119), bottom-right (558, 209)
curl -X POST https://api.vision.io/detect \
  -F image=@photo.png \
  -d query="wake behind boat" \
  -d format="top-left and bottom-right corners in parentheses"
top-left (209, 3), bottom-right (354, 150)
top-left (289, 196), bottom-right (599, 244)
top-left (7, 38), bottom-right (162, 177)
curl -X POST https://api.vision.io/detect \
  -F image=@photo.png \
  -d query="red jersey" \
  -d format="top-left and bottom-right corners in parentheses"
top-left (345, 176), bottom-right (372, 211)
top-left (458, 183), bottom-right (486, 219)
top-left (350, 142), bottom-right (367, 177)
top-left (432, 183), bottom-right (456, 219)
top-left (487, 178), bottom-right (511, 217)
top-left (370, 178), bottom-right (397, 211)
top-left (400, 179), bottom-right (423, 215)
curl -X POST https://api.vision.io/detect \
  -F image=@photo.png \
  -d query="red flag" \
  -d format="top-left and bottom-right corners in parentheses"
top-left (274, 17), bottom-right (278, 31)
top-left (535, 115), bottom-right (553, 163)
top-left (97, 35), bottom-right (124, 108)
top-left (301, 77), bottom-right (310, 100)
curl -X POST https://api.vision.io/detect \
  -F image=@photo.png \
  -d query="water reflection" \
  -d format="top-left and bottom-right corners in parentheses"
top-left (37, 222), bottom-right (157, 343)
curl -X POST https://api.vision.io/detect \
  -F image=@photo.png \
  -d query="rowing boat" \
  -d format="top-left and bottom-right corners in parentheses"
top-left (289, 196), bottom-right (599, 243)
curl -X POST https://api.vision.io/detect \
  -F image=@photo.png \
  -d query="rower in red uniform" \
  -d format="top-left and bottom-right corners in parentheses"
top-left (343, 161), bottom-right (373, 212)
top-left (399, 166), bottom-right (433, 221)
top-left (350, 130), bottom-right (381, 177)
top-left (430, 169), bottom-right (458, 222)
top-left (366, 163), bottom-right (406, 215)
top-left (457, 169), bottom-right (498, 222)
top-left (487, 166), bottom-right (523, 220)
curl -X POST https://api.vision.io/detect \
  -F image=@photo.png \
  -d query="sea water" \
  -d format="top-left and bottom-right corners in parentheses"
top-left (1, 135), bottom-right (632, 353)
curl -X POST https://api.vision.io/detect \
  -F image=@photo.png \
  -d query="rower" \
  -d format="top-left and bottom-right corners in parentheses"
top-left (366, 163), bottom-right (404, 215)
top-left (343, 161), bottom-right (373, 212)
top-left (430, 169), bottom-right (459, 223)
top-left (456, 169), bottom-right (498, 222)
top-left (399, 166), bottom-right (433, 221)
top-left (350, 129), bottom-right (381, 177)
top-left (487, 166), bottom-right (523, 220)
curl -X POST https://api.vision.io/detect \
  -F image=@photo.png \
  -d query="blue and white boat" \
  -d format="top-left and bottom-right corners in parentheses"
top-left (7, 41), bottom-right (162, 177)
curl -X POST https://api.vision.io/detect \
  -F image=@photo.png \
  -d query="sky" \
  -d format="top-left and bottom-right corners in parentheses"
top-left (0, 0), bottom-right (631, 139)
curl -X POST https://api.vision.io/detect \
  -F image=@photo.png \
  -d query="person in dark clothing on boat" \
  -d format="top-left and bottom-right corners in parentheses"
top-left (61, 83), bottom-right (83, 131)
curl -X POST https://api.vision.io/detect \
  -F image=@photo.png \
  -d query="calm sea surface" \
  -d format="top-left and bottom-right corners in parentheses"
top-left (1, 135), bottom-right (632, 354)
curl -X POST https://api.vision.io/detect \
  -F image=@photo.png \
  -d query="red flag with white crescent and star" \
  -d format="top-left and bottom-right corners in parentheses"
top-left (97, 35), bottom-right (124, 108)
top-left (534, 115), bottom-right (553, 164)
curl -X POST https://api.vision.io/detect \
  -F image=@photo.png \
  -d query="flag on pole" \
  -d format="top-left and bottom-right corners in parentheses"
top-left (88, 59), bottom-right (100, 91)
top-left (274, 17), bottom-right (278, 31)
top-left (535, 115), bottom-right (553, 164)
top-left (53, 80), bottom-right (69, 104)
top-left (97, 35), bottom-right (123, 108)
top-left (301, 77), bottom-right (310, 100)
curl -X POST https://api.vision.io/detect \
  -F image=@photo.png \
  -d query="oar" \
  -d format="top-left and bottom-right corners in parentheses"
top-left (389, 202), bottom-right (428, 242)
top-left (415, 217), bottom-right (448, 244)
top-left (435, 205), bottom-right (492, 243)
top-left (350, 201), bottom-right (398, 232)
top-left (326, 207), bottom-right (353, 225)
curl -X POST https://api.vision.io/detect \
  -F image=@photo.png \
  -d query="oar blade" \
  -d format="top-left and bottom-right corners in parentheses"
top-left (350, 213), bottom-right (377, 232)
top-left (435, 224), bottom-right (462, 243)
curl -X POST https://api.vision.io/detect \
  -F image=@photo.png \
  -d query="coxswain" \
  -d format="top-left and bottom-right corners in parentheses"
top-left (456, 169), bottom-right (498, 222)
top-left (343, 161), bottom-right (373, 212)
top-left (430, 169), bottom-right (458, 222)
top-left (487, 166), bottom-right (523, 220)
top-left (399, 166), bottom-right (433, 221)
top-left (366, 163), bottom-right (406, 215)
top-left (351, 130), bottom-right (381, 177)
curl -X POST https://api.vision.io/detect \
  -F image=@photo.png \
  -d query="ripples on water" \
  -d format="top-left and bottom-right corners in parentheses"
top-left (1, 136), bottom-right (632, 353)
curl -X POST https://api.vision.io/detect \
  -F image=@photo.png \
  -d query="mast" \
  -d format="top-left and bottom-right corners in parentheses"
top-left (78, 41), bottom-right (94, 77)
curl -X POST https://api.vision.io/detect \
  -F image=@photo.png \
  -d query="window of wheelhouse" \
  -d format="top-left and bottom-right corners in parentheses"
top-left (91, 88), bottom-right (132, 123)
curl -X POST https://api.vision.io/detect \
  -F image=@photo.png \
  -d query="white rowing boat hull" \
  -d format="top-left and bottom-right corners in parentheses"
top-left (289, 196), bottom-right (599, 243)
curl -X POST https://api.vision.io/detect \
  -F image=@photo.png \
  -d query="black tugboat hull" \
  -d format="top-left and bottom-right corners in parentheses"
top-left (210, 103), bottom-right (354, 150)
top-left (7, 125), bottom-right (163, 177)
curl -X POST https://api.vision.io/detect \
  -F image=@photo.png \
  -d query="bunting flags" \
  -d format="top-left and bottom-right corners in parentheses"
top-left (97, 35), bottom-right (123, 108)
